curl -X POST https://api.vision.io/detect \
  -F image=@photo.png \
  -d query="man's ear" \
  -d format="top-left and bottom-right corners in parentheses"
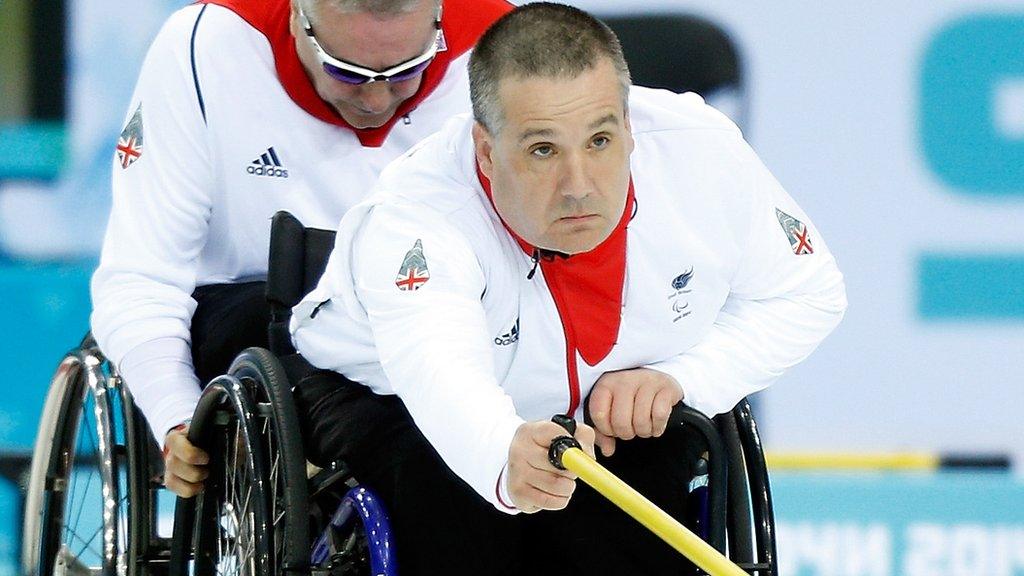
top-left (623, 110), bottom-right (635, 155)
top-left (472, 122), bottom-right (495, 179)
top-left (288, 0), bottom-right (301, 39)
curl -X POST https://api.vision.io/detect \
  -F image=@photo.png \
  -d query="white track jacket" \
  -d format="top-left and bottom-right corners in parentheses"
top-left (90, 0), bottom-right (510, 442)
top-left (292, 88), bottom-right (847, 512)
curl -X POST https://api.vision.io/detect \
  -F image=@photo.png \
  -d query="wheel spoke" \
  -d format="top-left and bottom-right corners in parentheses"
top-left (219, 417), bottom-right (255, 576)
top-left (68, 458), bottom-right (95, 538)
top-left (63, 425), bottom-right (82, 545)
top-left (259, 391), bottom-right (287, 567)
top-left (220, 422), bottom-right (235, 575)
top-left (118, 493), bottom-right (129, 550)
top-left (68, 399), bottom-right (97, 539)
top-left (64, 402), bottom-right (96, 557)
top-left (65, 522), bottom-right (103, 561)
top-left (71, 521), bottom-right (105, 559)
top-left (230, 451), bottom-right (252, 567)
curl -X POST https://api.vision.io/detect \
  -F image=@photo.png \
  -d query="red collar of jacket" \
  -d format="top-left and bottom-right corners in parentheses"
top-left (199, 0), bottom-right (511, 147)
top-left (476, 163), bottom-right (634, 366)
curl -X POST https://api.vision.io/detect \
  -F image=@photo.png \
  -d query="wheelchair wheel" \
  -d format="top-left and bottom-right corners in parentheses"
top-left (22, 347), bottom-right (130, 576)
top-left (229, 348), bottom-right (310, 574)
top-left (169, 375), bottom-right (273, 576)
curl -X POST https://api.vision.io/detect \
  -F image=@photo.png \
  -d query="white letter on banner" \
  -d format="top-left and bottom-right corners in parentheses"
top-left (842, 524), bottom-right (891, 576)
top-left (950, 524), bottom-right (991, 576)
top-left (1015, 527), bottom-right (1024, 571)
top-left (778, 522), bottom-right (894, 576)
top-left (904, 523), bottom-right (945, 576)
top-left (994, 526), bottom-right (1024, 575)
top-left (777, 522), bottom-right (840, 575)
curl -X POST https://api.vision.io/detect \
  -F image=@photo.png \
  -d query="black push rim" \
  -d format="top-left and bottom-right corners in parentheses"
top-left (171, 376), bottom-right (274, 576)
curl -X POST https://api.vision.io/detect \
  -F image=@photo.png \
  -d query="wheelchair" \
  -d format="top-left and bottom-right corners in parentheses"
top-left (22, 210), bottom-right (779, 576)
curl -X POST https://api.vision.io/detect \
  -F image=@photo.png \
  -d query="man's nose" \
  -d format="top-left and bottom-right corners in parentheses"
top-left (355, 81), bottom-right (394, 114)
top-left (559, 152), bottom-right (592, 200)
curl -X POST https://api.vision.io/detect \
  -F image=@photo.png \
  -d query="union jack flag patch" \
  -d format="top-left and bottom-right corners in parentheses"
top-left (395, 239), bottom-right (430, 291)
top-left (116, 104), bottom-right (144, 170)
top-left (775, 208), bottom-right (814, 255)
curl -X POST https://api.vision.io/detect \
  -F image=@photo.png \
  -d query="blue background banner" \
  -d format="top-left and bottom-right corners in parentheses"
top-left (774, 472), bottom-right (1024, 576)
top-left (918, 254), bottom-right (1024, 320)
top-left (920, 14), bottom-right (1024, 195)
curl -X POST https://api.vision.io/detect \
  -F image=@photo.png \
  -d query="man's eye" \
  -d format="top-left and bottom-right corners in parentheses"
top-left (531, 145), bottom-right (554, 158)
top-left (592, 136), bottom-right (610, 148)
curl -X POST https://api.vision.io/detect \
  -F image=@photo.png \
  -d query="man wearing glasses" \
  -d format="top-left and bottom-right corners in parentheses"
top-left (90, 0), bottom-right (510, 498)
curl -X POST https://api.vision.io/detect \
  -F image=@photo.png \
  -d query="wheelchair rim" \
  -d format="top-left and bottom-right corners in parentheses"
top-left (24, 350), bottom-right (127, 576)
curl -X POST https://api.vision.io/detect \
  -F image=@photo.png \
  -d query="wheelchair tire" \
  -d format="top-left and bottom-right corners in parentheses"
top-left (169, 375), bottom-right (274, 576)
top-left (229, 347), bottom-right (311, 574)
top-left (22, 348), bottom-right (129, 576)
top-left (733, 399), bottom-right (778, 575)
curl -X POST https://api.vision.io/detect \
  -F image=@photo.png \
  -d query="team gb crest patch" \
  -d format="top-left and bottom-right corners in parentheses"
top-left (116, 104), bottom-right (144, 170)
top-left (395, 239), bottom-right (430, 291)
top-left (775, 208), bottom-right (814, 255)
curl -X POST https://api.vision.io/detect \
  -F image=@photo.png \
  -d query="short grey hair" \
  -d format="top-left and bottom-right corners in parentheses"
top-left (469, 2), bottom-right (632, 134)
top-left (298, 0), bottom-right (439, 19)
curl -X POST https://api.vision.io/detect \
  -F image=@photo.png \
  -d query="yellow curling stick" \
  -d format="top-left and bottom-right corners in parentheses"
top-left (549, 416), bottom-right (748, 576)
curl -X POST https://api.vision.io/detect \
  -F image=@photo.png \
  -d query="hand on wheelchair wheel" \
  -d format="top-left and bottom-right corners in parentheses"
top-left (164, 425), bottom-right (211, 497)
top-left (507, 420), bottom-right (596, 513)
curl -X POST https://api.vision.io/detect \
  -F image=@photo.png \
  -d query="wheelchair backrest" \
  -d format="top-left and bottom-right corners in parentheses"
top-left (266, 211), bottom-right (336, 356)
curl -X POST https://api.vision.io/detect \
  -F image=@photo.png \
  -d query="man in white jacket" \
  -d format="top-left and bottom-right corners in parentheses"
top-left (291, 3), bottom-right (846, 574)
top-left (89, 0), bottom-right (510, 497)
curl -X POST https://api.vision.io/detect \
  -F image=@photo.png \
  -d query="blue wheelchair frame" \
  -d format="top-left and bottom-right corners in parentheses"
top-left (311, 487), bottom-right (397, 575)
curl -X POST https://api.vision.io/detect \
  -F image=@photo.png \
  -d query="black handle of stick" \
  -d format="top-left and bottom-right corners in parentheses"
top-left (548, 414), bottom-right (582, 470)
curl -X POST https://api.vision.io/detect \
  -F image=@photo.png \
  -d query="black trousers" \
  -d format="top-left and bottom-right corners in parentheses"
top-left (294, 370), bottom-right (704, 576)
top-left (190, 281), bottom-right (271, 384)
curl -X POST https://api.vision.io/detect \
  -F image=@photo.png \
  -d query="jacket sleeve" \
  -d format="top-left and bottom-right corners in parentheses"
top-left (646, 135), bottom-right (847, 417)
top-left (90, 5), bottom-right (213, 445)
top-left (294, 200), bottom-right (525, 513)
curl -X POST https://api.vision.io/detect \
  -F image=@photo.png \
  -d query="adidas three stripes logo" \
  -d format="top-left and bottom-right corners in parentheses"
top-left (246, 146), bottom-right (289, 178)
